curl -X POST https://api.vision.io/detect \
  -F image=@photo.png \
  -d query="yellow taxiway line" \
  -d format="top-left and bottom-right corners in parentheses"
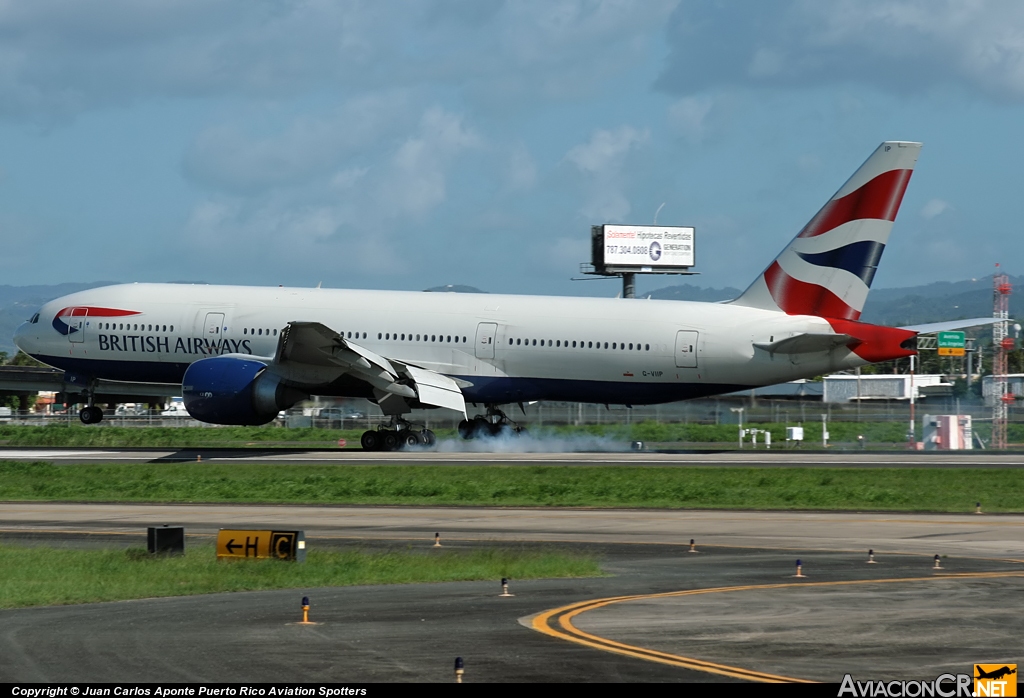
top-left (531, 571), bottom-right (1024, 683)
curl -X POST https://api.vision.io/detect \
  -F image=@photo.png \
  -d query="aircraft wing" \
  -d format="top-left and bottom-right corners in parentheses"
top-left (900, 317), bottom-right (1009, 334)
top-left (272, 321), bottom-right (467, 417)
top-left (753, 333), bottom-right (855, 355)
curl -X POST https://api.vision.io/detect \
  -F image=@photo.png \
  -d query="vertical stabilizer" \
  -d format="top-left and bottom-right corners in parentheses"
top-left (732, 141), bottom-right (921, 320)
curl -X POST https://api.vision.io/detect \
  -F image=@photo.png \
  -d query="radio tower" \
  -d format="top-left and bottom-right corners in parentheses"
top-left (992, 266), bottom-right (1012, 449)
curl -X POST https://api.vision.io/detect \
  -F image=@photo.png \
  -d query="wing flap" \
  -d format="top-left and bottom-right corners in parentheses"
top-left (397, 363), bottom-right (468, 415)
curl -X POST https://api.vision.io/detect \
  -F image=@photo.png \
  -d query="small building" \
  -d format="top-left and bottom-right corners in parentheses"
top-left (922, 414), bottom-right (973, 450)
top-left (981, 374), bottom-right (1024, 405)
top-left (823, 373), bottom-right (952, 403)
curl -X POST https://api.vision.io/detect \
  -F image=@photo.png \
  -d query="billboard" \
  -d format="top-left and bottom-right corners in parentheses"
top-left (592, 225), bottom-right (695, 272)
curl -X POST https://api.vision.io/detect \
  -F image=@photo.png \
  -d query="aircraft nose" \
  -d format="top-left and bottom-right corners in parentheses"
top-left (12, 315), bottom-right (37, 355)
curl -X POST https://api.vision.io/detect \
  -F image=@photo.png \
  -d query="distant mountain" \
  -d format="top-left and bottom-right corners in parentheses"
top-left (643, 276), bottom-right (1020, 329)
top-left (858, 276), bottom-right (1020, 327)
top-left (423, 284), bottom-right (487, 293)
top-left (645, 283), bottom-right (741, 302)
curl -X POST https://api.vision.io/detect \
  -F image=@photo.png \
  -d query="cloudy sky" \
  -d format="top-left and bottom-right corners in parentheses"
top-left (1, 0), bottom-right (1023, 297)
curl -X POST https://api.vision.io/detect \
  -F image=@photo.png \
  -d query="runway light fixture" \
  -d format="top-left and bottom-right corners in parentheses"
top-left (454, 656), bottom-right (465, 683)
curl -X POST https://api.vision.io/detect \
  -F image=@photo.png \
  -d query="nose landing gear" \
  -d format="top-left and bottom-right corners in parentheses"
top-left (79, 406), bottom-right (104, 424)
top-left (78, 390), bottom-right (104, 424)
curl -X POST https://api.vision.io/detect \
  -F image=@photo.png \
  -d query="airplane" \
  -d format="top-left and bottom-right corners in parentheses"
top-left (975, 666), bottom-right (1016, 681)
top-left (9, 140), bottom-right (994, 450)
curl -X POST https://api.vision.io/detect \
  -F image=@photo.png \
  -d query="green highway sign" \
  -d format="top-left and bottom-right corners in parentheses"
top-left (937, 331), bottom-right (966, 356)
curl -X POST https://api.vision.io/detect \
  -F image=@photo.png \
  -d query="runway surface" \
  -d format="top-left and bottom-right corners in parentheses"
top-left (3, 503), bottom-right (1024, 557)
top-left (4, 445), bottom-right (1024, 467)
top-left (2, 502), bottom-right (1023, 683)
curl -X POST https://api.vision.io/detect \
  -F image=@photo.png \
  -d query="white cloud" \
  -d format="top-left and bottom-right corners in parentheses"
top-left (532, 235), bottom-right (588, 273)
top-left (177, 105), bottom-right (482, 281)
top-left (565, 125), bottom-right (648, 221)
top-left (182, 92), bottom-right (413, 194)
top-left (660, 0), bottom-right (1024, 101)
top-left (378, 107), bottom-right (481, 217)
top-left (667, 95), bottom-right (714, 143)
top-left (0, 0), bottom-right (679, 122)
top-left (920, 198), bottom-right (951, 219)
top-left (506, 145), bottom-right (537, 191)
top-left (566, 125), bottom-right (648, 174)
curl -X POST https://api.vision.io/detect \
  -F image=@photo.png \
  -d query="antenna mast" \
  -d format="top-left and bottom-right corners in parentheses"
top-left (992, 266), bottom-right (1012, 449)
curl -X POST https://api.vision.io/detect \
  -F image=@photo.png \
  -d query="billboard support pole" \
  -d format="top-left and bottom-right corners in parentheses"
top-left (622, 273), bottom-right (635, 299)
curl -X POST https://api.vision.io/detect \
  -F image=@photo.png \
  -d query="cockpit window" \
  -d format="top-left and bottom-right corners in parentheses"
top-left (30, 313), bottom-right (39, 324)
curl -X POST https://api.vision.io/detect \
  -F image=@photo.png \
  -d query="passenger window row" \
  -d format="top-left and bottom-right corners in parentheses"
top-left (375, 333), bottom-right (468, 344)
top-left (508, 338), bottom-right (650, 351)
top-left (99, 323), bottom-right (174, 332)
top-left (243, 328), bottom-right (278, 336)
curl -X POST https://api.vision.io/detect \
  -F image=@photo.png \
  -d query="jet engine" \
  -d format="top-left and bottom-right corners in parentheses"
top-left (182, 357), bottom-right (307, 426)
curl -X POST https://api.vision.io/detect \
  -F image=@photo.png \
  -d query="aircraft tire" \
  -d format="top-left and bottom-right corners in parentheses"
top-left (421, 429), bottom-right (436, 446)
top-left (360, 430), bottom-right (381, 451)
top-left (457, 419), bottom-right (474, 440)
top-left (381, 431), bottom-right (400, 451)
top-left (79, 406), bottom-right (102, 425)
top-left (401, 431), bottom-right (421, 449)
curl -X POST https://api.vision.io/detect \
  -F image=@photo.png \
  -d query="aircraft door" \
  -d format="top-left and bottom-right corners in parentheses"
top-left (674, 330), bottom-right (699, 368)
top-left (204, 313), bottom-right (225, 338)
top-left (68, 307), bottom-right (88, 343)
top-left (475, 322), bottom-right (498, 360)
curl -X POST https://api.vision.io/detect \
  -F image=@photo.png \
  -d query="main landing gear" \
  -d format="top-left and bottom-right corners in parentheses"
top-left (458, 406), bottom-right (525, 440)
top-left (78, 390), bottom-right (104, 424)
top-left (360, 418), bottom-right (437, 452)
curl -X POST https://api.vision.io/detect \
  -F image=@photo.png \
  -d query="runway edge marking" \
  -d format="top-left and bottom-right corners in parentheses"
top-left (529, 571), bottom-right (1024, 682)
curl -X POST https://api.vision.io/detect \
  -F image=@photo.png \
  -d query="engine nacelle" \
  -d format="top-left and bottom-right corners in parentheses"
top-left (182, 357), bottom-right (306, 426)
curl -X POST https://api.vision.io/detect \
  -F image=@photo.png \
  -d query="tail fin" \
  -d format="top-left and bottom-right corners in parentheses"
top-left (732, 141), bottom-right (922, 320)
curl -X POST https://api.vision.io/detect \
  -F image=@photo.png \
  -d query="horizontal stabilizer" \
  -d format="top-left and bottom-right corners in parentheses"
top-left (754, 333), bottom-right (854, 355)
top-left (899, 318), bottom-right (1009, 334)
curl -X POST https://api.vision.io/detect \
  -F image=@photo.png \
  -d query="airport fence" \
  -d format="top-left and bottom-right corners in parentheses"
top-left (1, 395), bottom-right (1015, 435)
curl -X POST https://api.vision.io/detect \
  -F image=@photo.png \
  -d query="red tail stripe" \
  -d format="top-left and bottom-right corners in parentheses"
top-left (797, 168), bottom-right (913, 239)
top-left (763, 261), bottom-right (860, 320)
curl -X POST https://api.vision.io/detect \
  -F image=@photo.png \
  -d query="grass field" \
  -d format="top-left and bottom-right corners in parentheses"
top-left (0, 544), bottom-right (601, 609)
top-left (1, 460), bottom-right (1019, 512)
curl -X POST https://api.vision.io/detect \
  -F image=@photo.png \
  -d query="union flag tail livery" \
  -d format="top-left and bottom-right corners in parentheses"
top-left (733, 141), bottom-right (922, 320)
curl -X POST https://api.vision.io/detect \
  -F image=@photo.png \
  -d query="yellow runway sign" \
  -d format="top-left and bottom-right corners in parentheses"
top-left (216, 529), bottom-right (306, 562)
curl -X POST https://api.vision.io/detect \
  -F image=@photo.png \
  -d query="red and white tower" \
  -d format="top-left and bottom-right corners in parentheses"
top-left (992, 266), bottom-right (1012, 449)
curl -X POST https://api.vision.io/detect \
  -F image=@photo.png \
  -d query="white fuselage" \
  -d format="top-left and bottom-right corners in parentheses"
top-left (14, 283), bottom-right (868, 405)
